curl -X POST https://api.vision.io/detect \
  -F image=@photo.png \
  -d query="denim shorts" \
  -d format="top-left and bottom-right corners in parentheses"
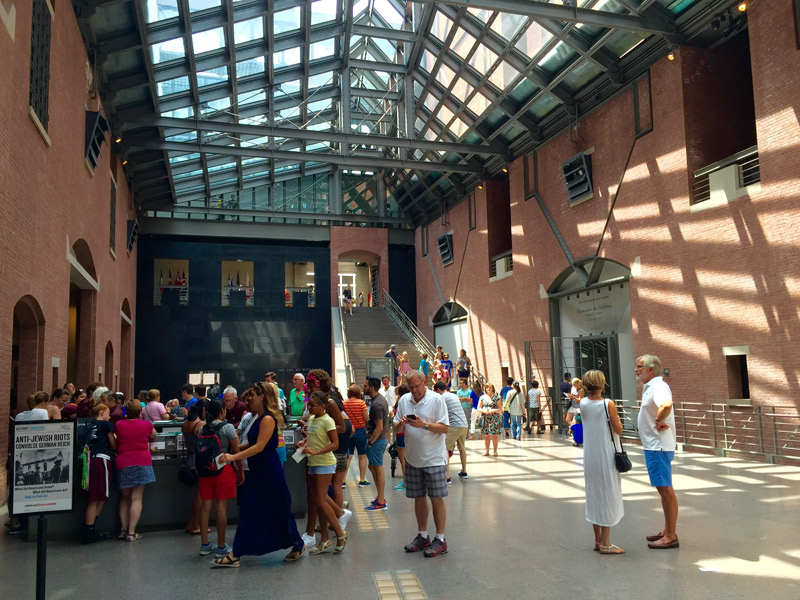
top-left (644, 450), bottom-right (674, 487)
top-left (395, 433), bottom-right (405, 448)
top-left (367, 438), bottom-right (388, 466)
top-left (308, 464), bottom-right (336, 475)
top-left (348, 428), bottom-right (367, 455)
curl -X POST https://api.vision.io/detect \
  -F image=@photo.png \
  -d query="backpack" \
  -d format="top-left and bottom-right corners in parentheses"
top-left (195, 421), bottom-right (226, 477)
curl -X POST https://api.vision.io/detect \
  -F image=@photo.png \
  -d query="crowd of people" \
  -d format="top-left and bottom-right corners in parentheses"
top-left (4, 353), bottom-right (679, 564)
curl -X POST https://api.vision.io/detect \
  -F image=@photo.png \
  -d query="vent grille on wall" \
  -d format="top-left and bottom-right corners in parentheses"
top-left (437, 233), bottom-right (454, 266)
top-left (126, 220), bottom-right (139, 253)
top-left (85, 110), bottom-right (110, 172)
top-left (561, 153), bottom-right (593, 206)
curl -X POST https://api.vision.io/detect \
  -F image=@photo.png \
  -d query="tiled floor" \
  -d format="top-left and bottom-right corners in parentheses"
top-left (2, 433), bottom-right (800, 599)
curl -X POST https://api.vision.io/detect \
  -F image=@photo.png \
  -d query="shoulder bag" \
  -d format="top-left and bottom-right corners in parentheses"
top-left (604, 400), bottom-right (632, 473)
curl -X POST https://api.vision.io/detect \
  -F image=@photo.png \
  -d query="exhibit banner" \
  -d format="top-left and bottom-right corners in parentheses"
top-left (12, 421), bottom-right (75, 515)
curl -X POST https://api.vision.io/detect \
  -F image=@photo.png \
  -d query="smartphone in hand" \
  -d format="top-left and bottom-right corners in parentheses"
top-left (406, 414), bottom-right (418, 421)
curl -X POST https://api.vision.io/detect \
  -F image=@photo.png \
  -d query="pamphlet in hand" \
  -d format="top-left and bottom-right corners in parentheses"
top-left (215, 454), bottom-right (226, 470)
top-left (291, 448), bottom-right (307, 463)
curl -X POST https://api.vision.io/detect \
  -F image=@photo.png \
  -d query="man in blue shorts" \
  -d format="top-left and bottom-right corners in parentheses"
top-left (364, 377), bottom-right (389, 511)
top-left (636, 354), bottom-right (679, 549)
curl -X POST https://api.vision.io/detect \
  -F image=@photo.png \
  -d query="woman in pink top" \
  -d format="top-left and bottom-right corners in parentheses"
top-left (114, 399), bottom-right (157, 541)
top-left (142, 388), bottom-right (168, 422)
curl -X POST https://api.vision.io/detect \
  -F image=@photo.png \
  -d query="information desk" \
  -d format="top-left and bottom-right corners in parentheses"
top-left (26, 420), bottom-right (307, 541)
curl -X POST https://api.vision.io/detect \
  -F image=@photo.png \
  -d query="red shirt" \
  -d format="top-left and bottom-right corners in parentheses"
top-left (114, 419), bottom-right (154, 469)
top-left (342, 398), bottom-right (368, 429)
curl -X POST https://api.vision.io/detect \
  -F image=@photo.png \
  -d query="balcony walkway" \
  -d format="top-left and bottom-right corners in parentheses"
top-left (2, 433), bottom-right (798, 599)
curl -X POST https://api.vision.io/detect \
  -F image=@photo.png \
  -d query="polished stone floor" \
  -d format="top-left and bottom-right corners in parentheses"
top-left (2, 433), bottom-right (800, 600)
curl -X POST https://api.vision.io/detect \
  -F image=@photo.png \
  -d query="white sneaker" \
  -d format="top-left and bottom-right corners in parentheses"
top-left (338, 509), bottom-right (353, 531)
top-left (302, 533), bottom-right (316, 548)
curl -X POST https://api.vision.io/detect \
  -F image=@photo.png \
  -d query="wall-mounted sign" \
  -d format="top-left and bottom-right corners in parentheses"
top-left (12, 421), bottom-right (75, 515)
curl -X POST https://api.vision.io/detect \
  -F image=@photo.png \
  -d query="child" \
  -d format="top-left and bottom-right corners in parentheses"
top-left (83, 403), bottom-right (116, 544)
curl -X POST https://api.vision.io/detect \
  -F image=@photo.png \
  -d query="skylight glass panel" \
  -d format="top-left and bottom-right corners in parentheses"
top-left (438, 105), bottom-right (454, 126)
top-left (276, 79), bottom-right (301, 96)
top-left (374, 0), bottom-right (404, 27)
top-left (435, 63), bottom-right (455, 89)
top-left (166, 131), bottom-right (198, 143)
top-left (373, 37), bottom-right (396, 61)
top-left (242, 157), bottom-right (268, 166)
top-left (157, 76), bottom-right (190, 97)
top-left (145, 0), bottom-right (178, 23)
top-left (188, 0), bottom-right (221, 12)
top-left (197, 66), bottom-right (228, 88)
top-left (169, 152), bottom-right (201, 164)
top-left (310, 39), bottom-right (336, 61)
top-left (451, 28), bottom-right (476, 61)
top-left (466, 89), bottom-right (490, 116)
top-left (515, 22), bottom-right (551, 59)
top-left (151, 38), bottom-right (185, 64)
top-left (208, 162), bottom-right (237, 173)
top-left (173, 169), bottom-right (204, 180)
top-left (242, 136), bottom-right (269, 147)
top-left (233, 17), bottom-right (264, 44)
top-left (307, 122), bottom-right (332, 131)
top-left (236, 57), bottom-right (265, 78)
top-left (538, 41), bottom-right (577, 75)
top-left (192, 27), bottom-right (225, 55)
top-left (420, 49), bottom-right (436, 74)
top-left (422, 93), bottom-right (437, 114)
top-left (451, 78), bottom-right (473, 104)
top-left (238, 89), bottom-right (266, 107)
top-left (239, 113), bottom-right (267, 126)
top-left (350, 35), bottom-right (363, 51)
top-left (467, 7), bottom-right (491, 22)
top-left (276, 105), bottom-right (300, 122)
top-left (201, 97), bottom-right (231, 115)
top-left (274, 7), bottom-right (301, 34)
top-left (162, 106), bottom-right (194, 118)
top-left (430, 11), bottom-right (452, 42)
top-left (274, 47), bottom-right (301, 70)
top-left (491, 12), bottom-right (526, 42)
top-left (311, 0), bottom-right (337, 25)
top-left (470, 44), bottom-right (498, 75)
top-left (308, 72), bottom-right (334, 89)
top-left (353, 0), bottom-right (369, 17)
top-left (308, 99), bottom-right (332, 114)
top-left (489, 60), bottom-right (519, 90)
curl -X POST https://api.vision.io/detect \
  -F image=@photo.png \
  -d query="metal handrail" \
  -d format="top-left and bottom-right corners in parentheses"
top-left (381, 289), bottom-right (489, 386)
top-left (612, 401), bottom-right (800, 465)
top-left (338, 304), bottom-right (354, 387)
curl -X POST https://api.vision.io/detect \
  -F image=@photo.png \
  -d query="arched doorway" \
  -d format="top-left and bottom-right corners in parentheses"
top-left (104, 341), bottom-right (114, 389)
top-left (68, 239), bottom-right (98, 385)
top-left (12, 296), bottom-right (46, 406)
top-left (338, 250), bottom-right (380, 308)
top-left (432, 302), bottom-right (469, 359)
top-left (547, 258), bottom-right (634, 402)
top-left (120, 299), bottom-right (132, 399)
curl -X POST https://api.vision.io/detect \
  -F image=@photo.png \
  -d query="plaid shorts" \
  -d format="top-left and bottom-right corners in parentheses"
top-left (404, 463), bottom-right (448, 499)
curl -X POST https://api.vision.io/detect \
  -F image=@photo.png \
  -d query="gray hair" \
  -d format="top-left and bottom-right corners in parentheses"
top-left (406, 370), bottom-right (425, 385)
top-left (293, 373), bottom-right (305, 382)
top-left (223, 385), bottom-right (238, 397)
top-left (637, 354), bottom-right (662, 376)
top-left (92, 387), bottom-right (110, 401)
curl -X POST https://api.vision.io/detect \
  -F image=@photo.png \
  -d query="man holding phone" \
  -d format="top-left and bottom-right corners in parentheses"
top-left (394, 370), bottom-right (450, 557)
top-left (363, 377), bottom-right (389, 511)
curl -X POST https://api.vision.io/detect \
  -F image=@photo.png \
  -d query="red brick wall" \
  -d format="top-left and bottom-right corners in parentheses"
top-left (0, 3), bottom-right (138, 499)
top-left (414, 9), bottom-right (800, 432)
top-left (329, 226), bottom-right (390, 307)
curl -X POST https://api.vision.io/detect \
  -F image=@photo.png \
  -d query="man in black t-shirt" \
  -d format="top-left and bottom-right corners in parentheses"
top-left (363, 377), bottom-right (389, 512)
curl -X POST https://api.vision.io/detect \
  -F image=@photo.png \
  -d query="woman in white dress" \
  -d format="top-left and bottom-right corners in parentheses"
top-left (580, 370), bottom-right (625, 554)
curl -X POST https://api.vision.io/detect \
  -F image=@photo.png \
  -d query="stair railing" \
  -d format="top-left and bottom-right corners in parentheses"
top-left (381, 289), bottom-right (488, 387)
top-left (338, 305), bottom-right (354, 387)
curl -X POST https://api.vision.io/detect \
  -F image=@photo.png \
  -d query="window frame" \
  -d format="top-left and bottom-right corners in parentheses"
top-left (28, 0), bottom-right (52, 133)
top-left (109, 175), bottom-right (117, 255)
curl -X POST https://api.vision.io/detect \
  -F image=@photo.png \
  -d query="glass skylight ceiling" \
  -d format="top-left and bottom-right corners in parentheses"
top-left (91, 0), bottom-right (717, 223)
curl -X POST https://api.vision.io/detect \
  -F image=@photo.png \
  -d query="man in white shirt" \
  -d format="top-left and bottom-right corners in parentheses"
top-left (381, 375), bottom-right (396, 407)
top-left (393, 371), bottom-right (450, 557)
top-left (434, 382), bottom-right (469, 481)
top-left (636, 354), bottom-right (679, 550)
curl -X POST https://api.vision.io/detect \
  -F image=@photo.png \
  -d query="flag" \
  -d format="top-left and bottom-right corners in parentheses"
top-left (245, 273), bottom-right (250, 287)
top-left (228, 273), bottom-right (233, 287)
top-left (168, 269), bottom-right (172, 286)
top-left (236, 271), bottom-right (240, 286)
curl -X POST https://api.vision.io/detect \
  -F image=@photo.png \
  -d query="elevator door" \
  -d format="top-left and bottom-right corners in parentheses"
top-left (573, 336), bottom-right (620, 399)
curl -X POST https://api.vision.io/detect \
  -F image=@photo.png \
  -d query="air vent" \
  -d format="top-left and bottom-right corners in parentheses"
top-left (561, 152), bottom-right (593, 206)
top-left (126, 220), bottom-right (139, 253)
top-left (437, 233), bottom-right (454, 266)
top-left (85, 111), bottom-right (110, 172)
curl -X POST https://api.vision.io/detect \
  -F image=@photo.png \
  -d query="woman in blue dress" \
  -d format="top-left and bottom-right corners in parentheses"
top-left (213, 381), bottom-right (304, 567)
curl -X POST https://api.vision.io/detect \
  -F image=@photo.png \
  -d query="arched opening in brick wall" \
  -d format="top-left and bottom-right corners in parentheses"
top-left (68, 239), bottom-right (98, 386)
top-left (338, 250), bottom-right (380, 308)
top-left (104, 341), bottom-right (114, 389)
top-left (432, 302), bottom-right (469, 367)
top-left (120, 299), bottom-right (132, 399)
top-left (11, 295), bottom-right (46, 408)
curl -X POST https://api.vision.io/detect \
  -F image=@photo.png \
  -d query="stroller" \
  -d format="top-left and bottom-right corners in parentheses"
top-left (388, 442), bottom-right (399, 478)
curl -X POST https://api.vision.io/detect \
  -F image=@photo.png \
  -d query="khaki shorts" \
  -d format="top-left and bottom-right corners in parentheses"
top-left (445, 427), bottom-right (468, 453)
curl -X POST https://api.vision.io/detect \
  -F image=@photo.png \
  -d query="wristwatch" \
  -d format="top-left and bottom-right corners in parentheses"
top-left (423, 423), bottom-right (430, 431)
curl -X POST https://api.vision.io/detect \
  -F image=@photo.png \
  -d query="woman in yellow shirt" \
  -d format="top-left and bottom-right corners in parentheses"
top-left (298, 392), bottom-right (349, 555)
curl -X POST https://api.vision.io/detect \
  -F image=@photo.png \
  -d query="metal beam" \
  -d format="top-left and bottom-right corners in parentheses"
top-left (122, 115), bottom-right (507, 155)
top-left (130, 140), bottom-right (486, 173)
top-left (413, 0), bottom-right (677, 36)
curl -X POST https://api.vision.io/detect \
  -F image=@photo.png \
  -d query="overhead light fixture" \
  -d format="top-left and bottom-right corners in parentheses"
top-left (667, 49), bottom-right (675, 61)
top-left (306, 272), bottom-right (315, 276)
top-left (115, 136), bottom-right (122, 144)
top-left (478, 184), bottom-right (483, 190)
top-left (122, 159), bottom-right (128, 165)
top-left (502, 167), bottom-right (508, 173)
top-left (737, 2), bottom-right (747, 12)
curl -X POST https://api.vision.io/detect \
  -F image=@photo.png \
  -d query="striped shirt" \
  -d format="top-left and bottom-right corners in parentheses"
top-left (342, 398), bottom-right (368, 429)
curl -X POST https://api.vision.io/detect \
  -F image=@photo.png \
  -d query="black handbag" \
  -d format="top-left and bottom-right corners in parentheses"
top-left (604, 400), bottom-right (632, 473)
top-left (178, 463), bottom-right (198, 487)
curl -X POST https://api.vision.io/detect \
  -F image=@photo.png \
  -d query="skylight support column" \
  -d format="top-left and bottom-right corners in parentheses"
top-left (377, 171), bottom-right (386, 218)
top-left (330, 168), bottom-right (342, 216)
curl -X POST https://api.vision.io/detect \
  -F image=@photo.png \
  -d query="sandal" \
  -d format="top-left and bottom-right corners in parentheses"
top-left (117, 530), bottom-right (128, 540)
top-left (333, 532), bottom-right (349, 555)
top-left (211, 553), bottom-right (240, 568)
top-left (283, 545), bottom-right (306, 562)
top-left (309, 540), bottom-right (333, 555)
top-left (126, 533), bottom-right (143, 542)
top-left (598, 544), bottom-right (625, 554)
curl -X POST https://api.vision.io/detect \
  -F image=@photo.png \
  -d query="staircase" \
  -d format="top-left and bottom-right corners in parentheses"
top-left (342, 307), bottom-right (425, 385)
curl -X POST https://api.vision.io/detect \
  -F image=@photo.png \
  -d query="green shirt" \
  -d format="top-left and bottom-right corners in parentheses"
top-left (457, 388), bottom-right (472, 410)
top-left (290, 388), bottom-right (305, 416)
